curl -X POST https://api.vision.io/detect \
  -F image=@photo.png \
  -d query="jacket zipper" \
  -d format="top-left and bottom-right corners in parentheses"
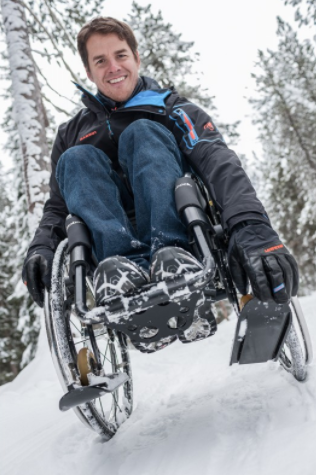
top-left (106, 118), bottom-right (114, 140)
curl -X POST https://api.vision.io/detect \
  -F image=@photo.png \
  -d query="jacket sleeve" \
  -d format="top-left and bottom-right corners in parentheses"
top-left (168, 97), bottom-right (268, 231)
top-left (26, 128), bottom-right (69, 256)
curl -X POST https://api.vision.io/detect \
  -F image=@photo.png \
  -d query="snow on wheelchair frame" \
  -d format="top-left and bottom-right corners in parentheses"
top-left (44, 173), bottom-right (313, 440)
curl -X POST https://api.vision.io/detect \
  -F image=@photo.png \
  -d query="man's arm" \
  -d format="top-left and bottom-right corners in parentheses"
top-left (168, 96), bottom-right (299, 303)
top-left (168, 98), bottom-right (268, 231)
top-left (22, 128), bottom-right (69, 307)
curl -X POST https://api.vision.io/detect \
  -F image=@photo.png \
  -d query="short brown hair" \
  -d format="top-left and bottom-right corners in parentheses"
top-left (77, 17), bottom-right (138, 70)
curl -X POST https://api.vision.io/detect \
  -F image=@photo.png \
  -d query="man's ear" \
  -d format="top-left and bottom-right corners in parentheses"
top-left (136, 51), bottom-right (141, 68)
top-left (86, 67), bottom-right (94, 83)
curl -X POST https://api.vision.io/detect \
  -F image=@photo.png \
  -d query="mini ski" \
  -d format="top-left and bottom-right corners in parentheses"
top-left (230, 297), bottom-right (292, 365)
top-left (59, 372), bottom-right (129, 411)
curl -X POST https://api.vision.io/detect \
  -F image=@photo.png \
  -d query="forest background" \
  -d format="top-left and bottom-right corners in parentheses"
top-left (0, 0), bottom-right (315, 385)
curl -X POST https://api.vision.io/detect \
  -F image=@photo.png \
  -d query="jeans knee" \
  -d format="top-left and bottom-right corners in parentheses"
top-left (61, 144), bottom-right (106, 164)
top-left (58, 145), bottom-right (111, 173)
top-left (121, 119), bottom-right (174, 142)
top-left (56, 145), bottom-right (112, 190)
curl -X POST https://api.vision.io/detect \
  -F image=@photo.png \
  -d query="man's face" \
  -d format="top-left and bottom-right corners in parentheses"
top-left (86, 33), bottom-right (140, 102)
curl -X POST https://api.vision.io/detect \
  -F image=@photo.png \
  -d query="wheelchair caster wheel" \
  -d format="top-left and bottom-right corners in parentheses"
top-left (77, 347), bottom-right (97, 386)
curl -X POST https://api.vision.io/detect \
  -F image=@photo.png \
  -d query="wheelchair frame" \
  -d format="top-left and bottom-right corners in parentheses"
top-left (44, 173), bottom-right (313, 439)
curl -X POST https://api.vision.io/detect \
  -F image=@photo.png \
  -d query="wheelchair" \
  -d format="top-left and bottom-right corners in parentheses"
top-left (44, 173), bottom-right (313, 440)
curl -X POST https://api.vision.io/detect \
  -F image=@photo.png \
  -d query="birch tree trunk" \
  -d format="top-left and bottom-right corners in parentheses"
top-left (1, 0), bottom-right (50, 235)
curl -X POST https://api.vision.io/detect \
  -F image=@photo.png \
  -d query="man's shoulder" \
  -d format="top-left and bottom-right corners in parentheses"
top-left (141, 76), bottom-right (161, 91)
top-left (57, 107), bottom-right (93, 136)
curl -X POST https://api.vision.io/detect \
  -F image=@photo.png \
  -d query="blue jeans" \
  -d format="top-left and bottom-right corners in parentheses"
top-left (56, 119), bottom-right (190, 271)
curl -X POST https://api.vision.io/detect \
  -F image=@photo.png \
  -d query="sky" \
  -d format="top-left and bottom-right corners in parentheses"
top-left (0, 0), bottom-right (301, 168)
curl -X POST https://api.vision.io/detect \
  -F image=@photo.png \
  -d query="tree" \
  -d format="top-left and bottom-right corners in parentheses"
top-left (284, 0), bottom-right (316, 27)
top-left (1, 0), bottom-right (50, 235)
top-left (0, 165), bottom-right (27, 384)
top-left (251, 18), bottom-right (316, 289)
top-left (0, 90), bottom-right (41, 379)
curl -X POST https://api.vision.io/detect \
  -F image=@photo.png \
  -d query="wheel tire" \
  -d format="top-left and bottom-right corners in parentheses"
top-left (279, 323), bottom-right (307, 382)
top-left (44, 239), bottom-right (133, 439)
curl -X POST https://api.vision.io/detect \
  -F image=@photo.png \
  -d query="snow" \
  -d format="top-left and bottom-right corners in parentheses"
top-left (1, 293), bottom-right (316, 475)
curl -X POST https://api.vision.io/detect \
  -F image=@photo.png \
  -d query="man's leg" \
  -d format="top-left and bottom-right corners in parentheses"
top-left (119, 121), bottom-right (215, 346)
top-left (118, 119), bottom-right (190, 259)
top-left (56, 144), bottom-right (150, 270)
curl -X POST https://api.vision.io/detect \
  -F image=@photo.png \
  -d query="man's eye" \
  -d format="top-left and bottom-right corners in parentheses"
top-left (96, 59), bottom-right (105, 65)
top-left (118, 54), bottom-right (127, 59)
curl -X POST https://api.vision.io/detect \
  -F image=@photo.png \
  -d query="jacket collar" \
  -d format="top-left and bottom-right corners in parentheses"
top-left (96, 77), bottom-right (144, 109)
top-left (74, 76), bottom-right (167, 113)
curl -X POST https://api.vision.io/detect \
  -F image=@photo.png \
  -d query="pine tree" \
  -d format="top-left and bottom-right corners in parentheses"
top-left (0, 165), bottom-right (26, 384)
top-left (0, 97), bottom-right (40, 381)
top-left (251, 18), bottom-right (316, 290)
top-left (284, 0), bottom-right (316, 27)
top-left (1, 0), bottom-right (50, 235)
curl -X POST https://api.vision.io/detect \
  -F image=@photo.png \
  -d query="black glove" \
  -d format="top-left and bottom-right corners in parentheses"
top-left (228, 221), bottom-right (299, 304)
top-left (22, 248), bottom-right (54, 308)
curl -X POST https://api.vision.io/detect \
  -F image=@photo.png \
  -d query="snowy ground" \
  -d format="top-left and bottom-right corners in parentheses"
top-left (1, 293), bottom-right (316, 475)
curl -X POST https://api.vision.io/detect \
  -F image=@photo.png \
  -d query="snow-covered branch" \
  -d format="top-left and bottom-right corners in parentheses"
top-left (20, 0), bottom-right (82, 85)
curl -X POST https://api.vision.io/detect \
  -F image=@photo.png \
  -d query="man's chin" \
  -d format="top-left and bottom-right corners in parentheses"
top-left (100, 85), bottom-right (133, 103)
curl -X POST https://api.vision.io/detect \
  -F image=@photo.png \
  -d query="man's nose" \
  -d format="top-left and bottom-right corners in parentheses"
top-left (108, 58), bottom-right (121, 73)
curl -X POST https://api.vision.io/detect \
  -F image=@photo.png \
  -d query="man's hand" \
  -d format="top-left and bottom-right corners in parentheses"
top-left (228, 221), bottom-right (299, 304)
top-left (22, 249), bottom-right (54, 308)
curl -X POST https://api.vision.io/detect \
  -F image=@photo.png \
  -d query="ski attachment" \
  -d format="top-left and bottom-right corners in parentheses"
top-left (230, 297), bottom-right (292, 365)
top-left (59, 372), bottom-right (129, 411)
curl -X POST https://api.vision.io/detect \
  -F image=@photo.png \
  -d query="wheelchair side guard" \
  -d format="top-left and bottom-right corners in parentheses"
top-left (59, 372), bottom-right (129, 411)
top-left (230, 297), bottom-right (292, 365)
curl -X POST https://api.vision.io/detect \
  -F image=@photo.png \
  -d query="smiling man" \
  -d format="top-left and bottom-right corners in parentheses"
top-left (85, 32), bottom-right (141, 102)
top-left (22, 17), bottom-right (298, 326)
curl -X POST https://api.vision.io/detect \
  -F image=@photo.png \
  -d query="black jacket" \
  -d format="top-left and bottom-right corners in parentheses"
top-left (27, 76), bottom-right (267, 256)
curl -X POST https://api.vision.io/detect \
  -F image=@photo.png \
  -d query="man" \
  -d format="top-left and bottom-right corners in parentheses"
top-left (22, 17), bottom-right (298, 312)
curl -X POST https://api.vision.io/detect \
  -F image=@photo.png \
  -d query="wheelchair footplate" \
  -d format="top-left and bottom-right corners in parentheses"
top-left (84, 268), bottom-right (217, 352)
top-left (59, 372), bottom-right (129, 411)
top-left (107, 291), bottom-right (207, 351)
top-left (230, 297), bottom-right (292, 365)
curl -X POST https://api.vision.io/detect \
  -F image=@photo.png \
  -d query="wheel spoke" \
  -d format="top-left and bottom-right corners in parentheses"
top-left (102, 340), bottom-right (110, 366)
top-left (74, 338), bottom-right (90, 345)
top-left (98, 350), bottom-right (112, 365)
top-left (98, 398), bottom-right (106, 419)
top-left (70, 320), bottom-right (82, 335)
top-left (112, 391), bottom-right (123, 413)
top-left (109, 402), bottom-right (115, 422)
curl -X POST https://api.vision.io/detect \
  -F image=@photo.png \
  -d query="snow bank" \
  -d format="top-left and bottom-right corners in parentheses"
top-left (0, 294), bottom-right (315, 475)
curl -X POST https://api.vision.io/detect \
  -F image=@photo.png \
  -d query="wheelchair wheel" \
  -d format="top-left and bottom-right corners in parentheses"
top-left (44, 239), bottom-right (133, 439)
top-left (279, 323), bottom-right (306, 381)
top-left (278, 297), bottom-right (312, 382)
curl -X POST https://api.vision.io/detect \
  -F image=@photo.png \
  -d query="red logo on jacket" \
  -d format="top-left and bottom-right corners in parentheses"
top-left (203, 121), bottom-right (215, 131)
top-left (80, 131), bottom-right (97, 141)
top-left (264, 244), bottom-right (284, 253)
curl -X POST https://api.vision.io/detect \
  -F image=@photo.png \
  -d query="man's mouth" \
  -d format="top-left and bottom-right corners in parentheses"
top-left (108, 76), bottom-right (127, 84)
